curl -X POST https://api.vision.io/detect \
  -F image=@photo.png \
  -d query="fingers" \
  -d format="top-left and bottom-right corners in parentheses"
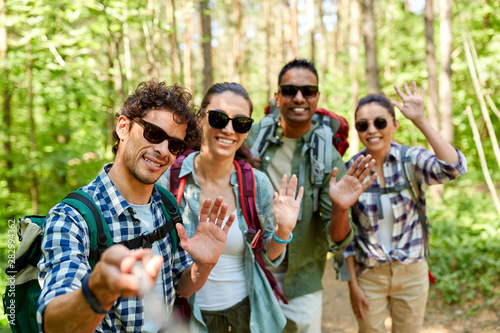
top-left (347, 155), bottom-right (374, 179)
top-left (295, 186), bottom-right (304, 204)
top-left (198, 198), bottom-right (213, 222)
top-left (403, 81), bottom-right (412, 96)
top-left (222, 213), bottom-right (235, 233)
top-left (287, 174), bottom-right (298, 198)
top-left (420, 84), bottom-right (425, 97)
top-left (209, 197), bottom-right (225, 223)
top-left (345, 155), bottom-right (364, 177)
top-left (356, 158), bottom-right (376, 183)
top-left (330, 167), bottom-right (339, 182)
top-left (279, 174), bottom-right (288, 196)
top-left (362, 172), bottom-right (378, 191)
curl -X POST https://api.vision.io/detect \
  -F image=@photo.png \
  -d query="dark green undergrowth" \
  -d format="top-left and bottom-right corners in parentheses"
top-left (427, 181), bottom-right (500, 307)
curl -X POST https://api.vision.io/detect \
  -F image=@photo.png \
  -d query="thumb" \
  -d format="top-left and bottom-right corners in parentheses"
top-left (391, 100), bottom-right (404, 111)
top-left (175, 223), bottom-right (189, 249)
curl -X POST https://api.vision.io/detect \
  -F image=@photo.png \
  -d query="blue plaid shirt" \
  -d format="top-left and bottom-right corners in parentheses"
top-left (343, 142), bottom-right (467, 275)
top-left (37, 163), bottom-right (193, 332)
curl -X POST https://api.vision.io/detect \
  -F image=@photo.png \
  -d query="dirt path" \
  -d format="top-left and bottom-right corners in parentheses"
top-left (320, 262), bottom-right (499, 333)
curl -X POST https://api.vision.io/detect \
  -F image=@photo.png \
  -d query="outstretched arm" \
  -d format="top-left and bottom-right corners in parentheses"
top-left (175, 196), bottom-right (234, 297)
top-left (393, 82), bottom-right (459, 164)
top-left (329, 155), bottom-right (377, 242)
top-left (267, 174), bottom-right (304, 260)
top-left (44, 246), bottom-right (163, 333)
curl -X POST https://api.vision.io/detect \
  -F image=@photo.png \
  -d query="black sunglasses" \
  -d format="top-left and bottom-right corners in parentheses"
top-left (133, 118), bottom-right (188, 156)
top-left (355, 117), bottom-right (390, 132)
top-left (207, 110), bottom-right (254, 134)
top-left (279, 85), bottom-right (319, 99)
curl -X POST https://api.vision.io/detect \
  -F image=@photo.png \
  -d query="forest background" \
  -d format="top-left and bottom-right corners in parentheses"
top-left (0, 0), bottom-right (499, 330)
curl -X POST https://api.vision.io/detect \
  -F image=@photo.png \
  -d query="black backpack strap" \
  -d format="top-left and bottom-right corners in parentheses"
top-left (62, 191), bottom-right (112, 269)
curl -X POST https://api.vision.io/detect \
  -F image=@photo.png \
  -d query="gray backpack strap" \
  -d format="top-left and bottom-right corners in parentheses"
top-left (308, 118), bottom-right (334, 212)
top-left (297, 142), bottom-right (310, 220)
top-left (250, 115), bottom-right (278, 158)
top-left (400, 145), bottom-right (429, 256)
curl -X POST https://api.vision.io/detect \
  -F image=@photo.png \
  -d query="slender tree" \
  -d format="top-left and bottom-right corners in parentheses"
top-left (349, 0), bottom-right (361, 153)
top-left (307, 0), bottom-right (316, 62)
top-left (183, 0), bottom-right (194, 92)
top-left (200, 0), bottom-right (213, 92)
top-left (166, 0), bottom-right (181, 83)
top-left (439, 0), bottom-right (454, 144)
top-left (362, 0), bottom-right (380, 93)
top-left (424, 0), bottom-right (440, 130)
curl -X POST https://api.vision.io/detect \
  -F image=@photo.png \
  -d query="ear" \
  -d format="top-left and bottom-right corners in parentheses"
top-left (116, 115), bottom-right (132, 140)
top-left (394, 119), bottom-right (400, 131)
top-left (274, 92), bottom-right (280, 108)
top-left (316, 91), bottom-right (321, 100)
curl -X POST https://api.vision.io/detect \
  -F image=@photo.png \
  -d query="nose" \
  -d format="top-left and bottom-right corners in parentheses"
top-left (221, 119), bottom-right (236, 134)
top-left (292, 90), bottom-right (306, 103)
top-left (367, 121), bottom-right (378, 133)
top-left (154, 139), bottom-right (171, 159)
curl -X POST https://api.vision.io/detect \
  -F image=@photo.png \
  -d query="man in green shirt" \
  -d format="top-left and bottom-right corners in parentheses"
top-left (246, 58), bottom-right (375, 332)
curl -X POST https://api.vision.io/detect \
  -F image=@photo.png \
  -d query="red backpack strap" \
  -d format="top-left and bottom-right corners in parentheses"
top-left (233, 159), bottom-right (289, 304)
top-left (169, 150), bottom-right (194, 204)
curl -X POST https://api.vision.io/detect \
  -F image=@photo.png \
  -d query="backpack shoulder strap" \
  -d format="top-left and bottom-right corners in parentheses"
top-left (61, 191), bottom-right (112, 269)
top-left (233, 159), bottom-right (288, 304)
top-left (155, 185), bottom-right (183, 255)
top-left (400, 145), bottom-right (429, 256)
top-left (249, 114), bottom-right (279, 158)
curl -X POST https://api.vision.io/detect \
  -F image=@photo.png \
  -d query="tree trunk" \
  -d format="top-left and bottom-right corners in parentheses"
top-left (233, 0), bottom-right (242, 82)
top-left (27, 44), bottom-right (38, 214)
top-left (123, 2), bottom-right (132, 92)
top-left (306, 0), bottom-right (315, 62)
top-left (183, 0), bottom-right (194, 92)
top-left (274, 0), bottom-right (284, 74)
top-left (264, 0), bottom-right (273, 101)
top-left (317, 0), bottom-right (328, 74)
top-left (424, 0), bottom-right (440, 130)
top-left (0, 0), bottom-right (13, 193)
top-left (200, 0), bottom-right (213, 92)
top-left (283, 0), bottom-right (293, 61)
top-left (382, 0), bottom-right (393, 80)
top-left (335, 0), bottom-right (349, 72)
top-left (439, 0), bottom-right (454, 144)
top-left (349, 0), bottom-right (361, 154)
top-left (362, 0), bottom-right (380, 94)
top-left (166, 0), bottom-right (181, 83)
top-left (290, 0), bottom-right (299, 57)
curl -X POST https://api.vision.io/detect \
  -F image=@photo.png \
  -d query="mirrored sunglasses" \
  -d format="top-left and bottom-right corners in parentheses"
top-left (133, 118), bottom-right (188, 156)
top-left (355, 117), bottom-right (389, 132)
top-left (207, 110), bottom-right (254, 134)
top-left (279, 84), bottom-right (319, 99)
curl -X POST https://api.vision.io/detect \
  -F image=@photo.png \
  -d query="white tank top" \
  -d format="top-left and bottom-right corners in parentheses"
top-left (196, 211), bottom-right (249, 310)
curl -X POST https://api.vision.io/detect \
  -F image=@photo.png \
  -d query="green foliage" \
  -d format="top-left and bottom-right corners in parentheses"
top-left (428, 180), bottom-right (500, 305)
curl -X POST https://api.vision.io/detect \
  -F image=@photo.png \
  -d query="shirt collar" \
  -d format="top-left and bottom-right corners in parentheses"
top-left (94, 163), bottom-right (163, 216)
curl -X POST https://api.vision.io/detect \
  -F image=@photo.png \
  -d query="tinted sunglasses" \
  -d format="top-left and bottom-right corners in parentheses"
top-left (279, 85), bottom-right (319, 99)
top-left (133, 118), bottom-right (188, 156)
top-left (355, 117), bottom-right (390, 132)
top-left (207, 110), bottom-right (254, 134)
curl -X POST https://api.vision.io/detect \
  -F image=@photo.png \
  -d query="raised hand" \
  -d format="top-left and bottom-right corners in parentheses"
top-left (329, 155), bottom-right (377, 210)
top-left (175, 196), bottom-right (234, 267)
top-left (392, 81), bottom-right (426, 123)
top-left (273, 174), bottom-right (304, 233)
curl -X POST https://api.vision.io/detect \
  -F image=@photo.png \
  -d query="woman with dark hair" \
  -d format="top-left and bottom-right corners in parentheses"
top-left (157, 82), bottom-right (303, 332)
top-left (344, 82), bottom-right (467, 332)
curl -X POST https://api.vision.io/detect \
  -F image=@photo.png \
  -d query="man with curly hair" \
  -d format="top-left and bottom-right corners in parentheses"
top-left (37, 81), bottom-right (235, 332)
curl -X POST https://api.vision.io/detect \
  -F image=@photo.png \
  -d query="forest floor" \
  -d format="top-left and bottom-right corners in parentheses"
top-left (321, 262), bottom-right (499, 333)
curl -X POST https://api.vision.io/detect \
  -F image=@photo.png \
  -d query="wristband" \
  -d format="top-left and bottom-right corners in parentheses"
top-left (81, 273), bottom-right (110, 314)
top-left (272, 230), bottom-right (293, 244)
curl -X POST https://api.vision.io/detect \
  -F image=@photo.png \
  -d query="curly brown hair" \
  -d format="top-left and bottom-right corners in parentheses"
top-left (112, 81), bottom-right (201, 155)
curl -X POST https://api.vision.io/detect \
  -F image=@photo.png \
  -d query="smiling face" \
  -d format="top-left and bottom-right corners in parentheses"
top-left (116, 109), bottom-right (187, 184)
top-left (355, 102), bottom-right (399, 156)
top-left (201, 91), bottom-right (252, 160)
top-left (275, 67), bottom-right (320, 130)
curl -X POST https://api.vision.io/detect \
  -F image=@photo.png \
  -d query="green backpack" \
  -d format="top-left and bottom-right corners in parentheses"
top-left (3, 185), bottom-right (181, 333)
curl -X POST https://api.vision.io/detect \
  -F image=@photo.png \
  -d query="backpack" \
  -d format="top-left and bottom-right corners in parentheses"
top-left (333, 145), bottom-right (435, 283)
top-left (251, 103), bottom-right (349, 219)
top-left (3, 185), bottom-right (181, 333)
top-left (169, 152), bottom-right (288, 308)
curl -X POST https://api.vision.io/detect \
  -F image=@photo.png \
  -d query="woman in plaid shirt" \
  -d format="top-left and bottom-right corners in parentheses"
top-left (343, 82), bottom-right (467, 333)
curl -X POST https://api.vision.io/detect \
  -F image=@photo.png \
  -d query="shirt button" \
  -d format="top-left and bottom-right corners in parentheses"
top-left (265, 156), bottom-right (270, 161)
top-left (134, 221), bottom-right (139, 226)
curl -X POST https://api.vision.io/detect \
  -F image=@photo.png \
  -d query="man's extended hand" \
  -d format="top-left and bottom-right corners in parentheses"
top-left (329, 155), bottom-right (377, 210)
top-left (273, 174), bottom-right (304, 233)
top-left (176, 196), bottom-right (234, 267)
